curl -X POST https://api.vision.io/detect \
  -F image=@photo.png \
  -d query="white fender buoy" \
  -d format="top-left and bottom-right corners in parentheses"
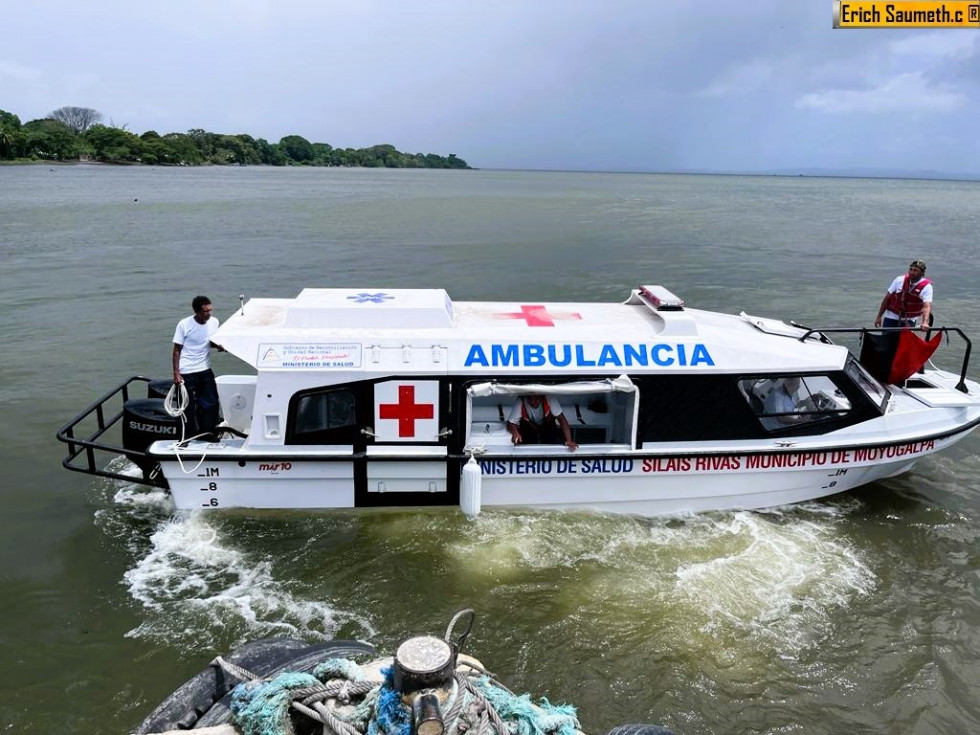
top-left (460, 455), bottom-right (482, 518)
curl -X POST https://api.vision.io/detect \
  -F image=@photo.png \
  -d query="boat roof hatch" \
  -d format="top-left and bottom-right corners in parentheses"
top-left (284, 288), bottom-right (455, 329)
top-left (739, 312), bottom-right (810, 338)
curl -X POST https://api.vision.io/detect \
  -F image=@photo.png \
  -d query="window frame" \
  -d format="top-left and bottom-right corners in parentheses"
top-left (739, 374), bottom-right (853, 433)
top-left (462, 377), bottom-right (638, 451)
top-left (286, 387), bottom-right (359, 445)
top-left (844, 356), bottom-right (889, 413)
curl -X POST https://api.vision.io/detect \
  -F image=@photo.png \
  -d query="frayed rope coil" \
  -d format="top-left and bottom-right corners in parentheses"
top-left (222, 656), bottom-right (580, 735)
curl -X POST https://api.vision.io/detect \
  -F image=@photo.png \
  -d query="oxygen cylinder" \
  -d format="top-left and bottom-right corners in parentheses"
top-left (460, 456), bottom-right (482, 518)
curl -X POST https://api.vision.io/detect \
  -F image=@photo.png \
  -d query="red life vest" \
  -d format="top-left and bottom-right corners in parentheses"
top-left (520, 397), bottom-right (552, 424)
top-left (885, 275), bottom-right (931, 319)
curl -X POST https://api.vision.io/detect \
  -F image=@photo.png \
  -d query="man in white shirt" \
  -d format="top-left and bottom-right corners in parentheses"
top-left (172, 295), bottom-right (221, 440)
top-left (506, 394), bottom-right (578, 451)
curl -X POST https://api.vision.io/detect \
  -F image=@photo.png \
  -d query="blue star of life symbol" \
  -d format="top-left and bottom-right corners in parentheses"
top-left (348, 292), bottom-right (394, 304)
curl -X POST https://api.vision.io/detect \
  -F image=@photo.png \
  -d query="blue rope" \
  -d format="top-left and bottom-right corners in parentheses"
top-left (231, 671), bottom-right (320, 735)
top-left (476, 677), bottom-right (580, 735)
top-left (231, 657), bottom-right (372, 735)
top-left (367, 667), bottom-right (412, 735)
top-left (229, 658), bottom-right (580, 735)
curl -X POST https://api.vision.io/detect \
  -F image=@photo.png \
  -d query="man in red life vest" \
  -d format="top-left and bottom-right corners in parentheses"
top-left (506, 394), bottom-right (578, 451)
top-left (874, 260), bottom-right (933, 331)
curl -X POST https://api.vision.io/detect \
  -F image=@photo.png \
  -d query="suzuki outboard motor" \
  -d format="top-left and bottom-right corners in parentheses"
top-left (122, 398), bottom-right (180, 476)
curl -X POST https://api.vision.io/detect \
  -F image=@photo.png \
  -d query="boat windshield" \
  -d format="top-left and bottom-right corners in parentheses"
top-left (845, 356), bottom-right (889, 411)
top-left (740, 375), bottom-right (852, 432)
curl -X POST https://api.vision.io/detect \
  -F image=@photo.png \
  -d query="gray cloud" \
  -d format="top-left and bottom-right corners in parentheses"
top-left (797, 72), bottom-right (967, 113)
top-left (1, 0), bottom-right (977, 175)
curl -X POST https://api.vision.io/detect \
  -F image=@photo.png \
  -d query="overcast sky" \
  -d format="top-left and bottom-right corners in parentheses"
top-left (3, 1), bottom-right (979, 174)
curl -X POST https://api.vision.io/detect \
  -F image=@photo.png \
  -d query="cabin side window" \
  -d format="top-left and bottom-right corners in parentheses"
top-left (740, 376), bottom-right (852, 431)
top-left (464, 382), bottom-right (637, 450)
top-left (287, 388), bottom-right (358, 444)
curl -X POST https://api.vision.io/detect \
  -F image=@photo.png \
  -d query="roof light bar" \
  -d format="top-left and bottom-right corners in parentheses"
top-left (639, 285), bottom-right (685, 311)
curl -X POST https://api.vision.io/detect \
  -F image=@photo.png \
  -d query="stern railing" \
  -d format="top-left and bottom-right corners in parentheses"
top-left (797, 326), bottom-right (972, 393)
top-left (56, 376), bottom-right (165, 488)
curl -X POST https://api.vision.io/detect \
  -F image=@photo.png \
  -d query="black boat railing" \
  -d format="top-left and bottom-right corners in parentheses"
top-left (797, 326), bottom-right (972, 393)
top-left (55, 375), bottom-right (164, 488)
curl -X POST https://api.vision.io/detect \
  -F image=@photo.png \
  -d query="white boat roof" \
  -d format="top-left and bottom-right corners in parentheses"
top-left (213, 287), bottom-right (849, 374)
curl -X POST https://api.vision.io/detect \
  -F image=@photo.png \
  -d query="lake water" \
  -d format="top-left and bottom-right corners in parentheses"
top-left (1, 165), bottom-right (979, 734)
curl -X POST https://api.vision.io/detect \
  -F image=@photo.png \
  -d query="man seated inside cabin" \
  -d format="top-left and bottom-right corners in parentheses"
top-left (761, 377), bottom-right (812, 430)
top-left (506, 394), bottom-right (578, 451)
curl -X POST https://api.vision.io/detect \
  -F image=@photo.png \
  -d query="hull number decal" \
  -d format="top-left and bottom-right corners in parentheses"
top-left (197, 466), bottom-right (222, 507)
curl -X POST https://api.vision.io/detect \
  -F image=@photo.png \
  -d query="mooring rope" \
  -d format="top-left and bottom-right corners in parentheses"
top-left (163, 381), bottom-right (211, 474)
top-left (212, 655), bottom-right (260, 683)
top-left (452, 674), bottom-right (511, 735)
top-left (164, 381), bottom-right (190, 420)
top-left (225, 645), bottom-right (579, 735)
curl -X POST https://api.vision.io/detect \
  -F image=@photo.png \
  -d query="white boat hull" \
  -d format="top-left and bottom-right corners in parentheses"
top-left (158, 430), bottom-right (968, 515)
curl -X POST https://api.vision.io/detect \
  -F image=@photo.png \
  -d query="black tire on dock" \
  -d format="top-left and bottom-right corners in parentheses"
top-left (133, 638), bottom-right (377, 734)
top-left (193, 640), bottom-right (379, 727)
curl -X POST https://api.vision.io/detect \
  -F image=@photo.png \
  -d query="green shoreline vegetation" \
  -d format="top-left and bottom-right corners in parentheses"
top-left (0, 106), bottom-right (470, 169)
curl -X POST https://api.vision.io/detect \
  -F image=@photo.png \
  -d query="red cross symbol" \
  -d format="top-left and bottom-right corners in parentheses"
top-left (379, 385), bottom-right (435, 437)
top-left (495, 304), bottom-right (582, 327)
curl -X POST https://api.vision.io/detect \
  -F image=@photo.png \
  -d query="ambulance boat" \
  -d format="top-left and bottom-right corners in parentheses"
top-left (58, 286), bottom-right (980, 516)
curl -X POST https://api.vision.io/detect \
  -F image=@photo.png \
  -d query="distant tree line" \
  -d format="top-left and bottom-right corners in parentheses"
top-left (0, 106), bottom-right (471, 169)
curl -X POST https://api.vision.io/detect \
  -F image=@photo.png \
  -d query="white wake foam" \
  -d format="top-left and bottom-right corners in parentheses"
top-left (121, 512), bottom-right (374, 649)
top-left (447, 505), bottom-right (875, 661)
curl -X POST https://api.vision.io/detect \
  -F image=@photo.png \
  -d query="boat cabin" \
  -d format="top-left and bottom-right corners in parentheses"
top-left (210, 286), bottom-right (889, 451)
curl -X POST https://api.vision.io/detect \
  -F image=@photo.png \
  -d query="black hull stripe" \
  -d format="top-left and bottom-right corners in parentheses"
top-left (149, 415), bottom-right (980, 463)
